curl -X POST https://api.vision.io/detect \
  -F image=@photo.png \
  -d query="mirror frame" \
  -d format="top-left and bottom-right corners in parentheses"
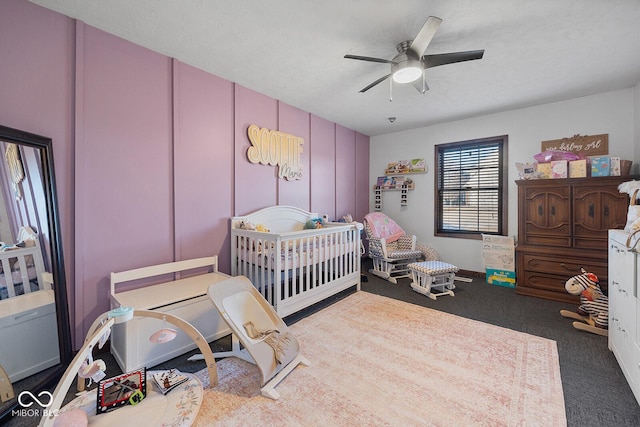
top-left (0, 125), bottom-right (72, 420)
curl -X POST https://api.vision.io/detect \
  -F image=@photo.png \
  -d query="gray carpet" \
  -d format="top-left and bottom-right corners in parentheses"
top-left (5, 261), bottom-right (640, 426)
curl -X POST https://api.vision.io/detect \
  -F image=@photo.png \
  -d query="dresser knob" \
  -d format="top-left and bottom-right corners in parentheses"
top-left (559, 262), bottom-right (572, 271)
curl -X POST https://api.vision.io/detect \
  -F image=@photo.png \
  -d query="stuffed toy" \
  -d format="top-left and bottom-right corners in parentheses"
top-left (618, 180), bottom-right (640, 236)
top-left (255, 223), bottom-right (270, 232)
top-left (237, 220), bottom-right (256, 231)
top-left (560, 268), bottom-right (608, 336)
top-left (304, 218), bottom-right (323, 229)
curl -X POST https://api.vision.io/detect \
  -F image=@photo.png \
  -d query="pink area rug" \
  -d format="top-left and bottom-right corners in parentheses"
top-left (193, 292), bottom-right (566, 426)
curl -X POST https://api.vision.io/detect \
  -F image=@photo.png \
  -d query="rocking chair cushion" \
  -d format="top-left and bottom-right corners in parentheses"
top-left (387, 249), bottom-right (423, 259)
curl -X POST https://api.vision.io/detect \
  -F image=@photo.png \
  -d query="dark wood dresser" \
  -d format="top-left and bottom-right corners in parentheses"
top-left (516, 176), bottom-right (632, 303)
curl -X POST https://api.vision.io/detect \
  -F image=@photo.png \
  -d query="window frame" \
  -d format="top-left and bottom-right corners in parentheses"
top-left (434, 135), bottom-right (508, 240)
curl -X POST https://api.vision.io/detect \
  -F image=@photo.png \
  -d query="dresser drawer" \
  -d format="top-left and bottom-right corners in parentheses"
top-left (521, 253), bottom-right (607, 277)
top-left (518, 251), bottom-right (609, 298)
top-left (520, 270), bottom-right (569, 294)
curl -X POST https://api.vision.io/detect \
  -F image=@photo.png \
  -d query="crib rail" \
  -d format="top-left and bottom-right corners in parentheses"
top-left (0, 244), bottom-right (47, 300)
top-left (231, 224), bottom-right (361, 317)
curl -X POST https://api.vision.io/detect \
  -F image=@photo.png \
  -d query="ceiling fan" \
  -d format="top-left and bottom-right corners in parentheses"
top-left (344, 16), bottom-right (484, 96)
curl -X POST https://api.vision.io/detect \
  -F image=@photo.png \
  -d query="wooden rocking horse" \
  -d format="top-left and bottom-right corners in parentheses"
top-left (560, 268), bottom-right (608, 337)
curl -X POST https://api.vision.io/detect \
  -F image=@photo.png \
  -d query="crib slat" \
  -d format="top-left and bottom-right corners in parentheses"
top-left (2, 258), bottom-right (16, 298)
top-left (311, 235), bottom-right (317, 289)
top-left (307, 236), bottom-right (312, 291)
top-left (16, 257), bottom-right (31, 294)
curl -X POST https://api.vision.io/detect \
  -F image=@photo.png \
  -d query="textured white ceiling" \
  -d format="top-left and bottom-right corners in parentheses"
top-left (29, 0), bottom-right (640, 136)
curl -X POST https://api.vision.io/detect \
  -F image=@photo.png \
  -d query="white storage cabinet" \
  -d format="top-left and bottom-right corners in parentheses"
top-left (0, 290), bottom-right (59, 382)
top-left (608, 230), bottom-right (640, 405)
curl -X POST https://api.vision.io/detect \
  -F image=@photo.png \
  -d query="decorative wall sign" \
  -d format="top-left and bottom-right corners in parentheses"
top-left (540, 134), bottom-right (608, 156)
top-left (246, 124), bottom-right (304, 180)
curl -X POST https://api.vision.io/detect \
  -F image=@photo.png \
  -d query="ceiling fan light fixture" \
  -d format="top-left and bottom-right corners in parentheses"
top-left (391, 60), bottom-right (423, 83)
top-left (344, 16), bottom-right (484, 95)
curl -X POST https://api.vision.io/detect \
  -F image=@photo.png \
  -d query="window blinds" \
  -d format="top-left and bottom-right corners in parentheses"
top-left (437, 140), bottom-right (503, 234)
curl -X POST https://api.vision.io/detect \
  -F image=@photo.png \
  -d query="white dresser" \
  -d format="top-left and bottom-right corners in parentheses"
top-left (608, 229), bottom-right (640, 405)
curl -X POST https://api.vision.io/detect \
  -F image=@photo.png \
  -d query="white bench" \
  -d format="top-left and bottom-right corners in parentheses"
top-left (110, 256), bottom-right (231, 372)
top-left (408, 261), bottom-right (459, 300)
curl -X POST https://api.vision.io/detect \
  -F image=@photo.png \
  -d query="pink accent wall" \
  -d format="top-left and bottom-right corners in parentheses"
top-left (234, 85), bottom-right (278, 216)
top-left (1, 0), bottom-right (370, 346)
top-left (0, 0), bottom-right (75, 328)
top-left (75, 24), bottom-right (175, 326)
top-left (277, 104), bottom-right (311, 209)
top-left (335, 125), bottom-right (357, 218)
top-left (355, 132), bottom-right (370, 222)
top-left (173, 61), bottom-right (234, 266)
top-left (310, 115), bottom-right (337, 218)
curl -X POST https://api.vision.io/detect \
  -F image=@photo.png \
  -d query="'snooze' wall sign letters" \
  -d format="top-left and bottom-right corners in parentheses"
top-left (246, 124), bottom-right (304, 180)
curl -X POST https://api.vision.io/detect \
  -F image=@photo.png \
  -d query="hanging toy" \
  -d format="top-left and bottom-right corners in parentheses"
top-left (97, 318), bottom-right (111, 350)
top-left (77, 348), bottom-right (106, 386)
top-left (77, 317), bottom-right (111, 385)
top-left (149, 315), bottom-right (178, 343)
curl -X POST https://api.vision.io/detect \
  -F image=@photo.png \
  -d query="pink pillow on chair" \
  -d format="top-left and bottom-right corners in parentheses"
top-left (364, 213), bottom-right (405, 243)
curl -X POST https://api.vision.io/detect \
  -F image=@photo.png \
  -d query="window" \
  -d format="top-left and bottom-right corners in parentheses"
top-left (435, 136), bottom-right (508, 239)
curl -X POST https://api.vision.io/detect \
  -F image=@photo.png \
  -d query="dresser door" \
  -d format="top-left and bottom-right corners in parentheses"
top-left (521, 184), bottom-right (571, 246)
top-left (574, 185), bottom-right (628, 250)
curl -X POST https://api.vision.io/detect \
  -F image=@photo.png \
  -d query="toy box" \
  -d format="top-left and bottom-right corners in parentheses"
top-left (610, 157), bottom-right (621, 176)
top-left (590, 156), bottom-right (610, 177)
top-left (551, 160), bottom-right (568, 178)
top-left (569, 159), bottom-right (587, 178)
top-left (536, 162), bottom-right (552, 179)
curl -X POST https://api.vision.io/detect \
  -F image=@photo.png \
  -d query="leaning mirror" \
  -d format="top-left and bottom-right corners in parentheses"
top-left (0, 125), bottom-right (72, 421)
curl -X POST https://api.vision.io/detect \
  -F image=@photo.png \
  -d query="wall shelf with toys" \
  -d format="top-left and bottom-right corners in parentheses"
top-left (374, 159), bottom-right (425, 211)
top-left (384, 159), bottom-right (427, 175)
top-left (373, 176), bottom-right (413, 211)
top-left (374, 176), bottom-right (415, 191)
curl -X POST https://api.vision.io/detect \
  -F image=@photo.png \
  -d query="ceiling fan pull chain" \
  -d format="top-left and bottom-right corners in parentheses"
top-left (389, 78), bottom-right (393, 102)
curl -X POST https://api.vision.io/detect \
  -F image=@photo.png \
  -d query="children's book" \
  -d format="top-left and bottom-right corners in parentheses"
top-left (96, 368), bottom-right (146, 414)
top-left (151, 369), bottom-right (189, 395)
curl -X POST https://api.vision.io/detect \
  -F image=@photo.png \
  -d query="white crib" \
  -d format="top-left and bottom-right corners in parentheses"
top-left (231, 206), bottom-right (361, 317)
top-left (0, 226), bottom-right (47, 300)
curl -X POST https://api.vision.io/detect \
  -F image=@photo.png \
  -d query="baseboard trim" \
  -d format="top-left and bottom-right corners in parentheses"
top-left (457, 269), bottom-right (485, 279)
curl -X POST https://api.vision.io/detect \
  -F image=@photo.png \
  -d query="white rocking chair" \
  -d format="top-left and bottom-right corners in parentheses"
top-left (363, 212), bottom-right (423, 284)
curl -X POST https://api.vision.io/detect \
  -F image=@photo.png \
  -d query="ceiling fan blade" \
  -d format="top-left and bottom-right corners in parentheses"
top-left (359, 74), bottom-right (391, 93)
top-left (423, 50), bottom-right (485, 69)
top-left (344, 54), bottom-right (396, 64)
top-left (411, 74), bottom-right (429, 94)
top-left (408, 16), bottom-right (443, 57)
